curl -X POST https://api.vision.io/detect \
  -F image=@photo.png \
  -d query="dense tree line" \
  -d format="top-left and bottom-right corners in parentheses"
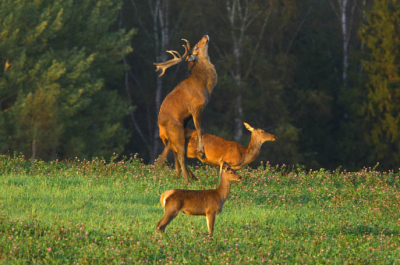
top-left (1, 0), bottom-right (399, 170)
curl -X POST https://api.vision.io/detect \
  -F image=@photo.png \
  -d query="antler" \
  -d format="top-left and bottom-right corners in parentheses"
top-left (154, 39), bottom-right (190, 77)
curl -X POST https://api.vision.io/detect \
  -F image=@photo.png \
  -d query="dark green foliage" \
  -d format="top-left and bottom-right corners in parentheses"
top-left (359, 0), bottom-right (400, 169)
top-left (0, 0), bottom-right (134, 160)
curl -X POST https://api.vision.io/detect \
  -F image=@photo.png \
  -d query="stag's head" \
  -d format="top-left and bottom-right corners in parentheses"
top-left (187, 35), bottom-right (210, 62)
top-left (244, 122), bottom-right (277, 143)
top-left (153, 35), bottom-right (212, 77)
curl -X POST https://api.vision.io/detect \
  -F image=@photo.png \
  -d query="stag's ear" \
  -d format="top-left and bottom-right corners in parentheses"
top-left (188, 47), bottom-right (200, 62)
top-left (244, 122), bottom-right (254, 132)
top-left (187, 54), bottom-right (197, 62)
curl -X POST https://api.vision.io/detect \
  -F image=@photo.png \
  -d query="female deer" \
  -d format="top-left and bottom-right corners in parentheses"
top-left (156, 162), bottom-right (241, 235)
top-left (157, 122), bottom-right (277, 170)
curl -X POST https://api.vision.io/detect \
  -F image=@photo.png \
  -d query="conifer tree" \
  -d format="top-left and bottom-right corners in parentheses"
top-left (0, 0), bottom-right (133, 160)
top-left (359, 0), bottom-right (400, 168)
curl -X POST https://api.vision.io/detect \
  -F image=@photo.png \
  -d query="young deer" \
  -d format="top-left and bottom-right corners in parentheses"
top-left (155, 35), bottom-right (218, 184)
top-left (156, 162), bottom-right (241, 235)
top-left (157, 122), bottom-right (277, 170)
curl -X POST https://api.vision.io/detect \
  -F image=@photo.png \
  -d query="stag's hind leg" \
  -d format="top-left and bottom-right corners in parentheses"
top-left (155, 143), bottom-right (171, 168)
top-left (176, 151), bottom-right (198, 183)
top-left (172, 151), bottom-right (181, 179)
top-left (168, 124), bottom-right (197, 184)
top-left (172, 151), bottom-right (198, 180)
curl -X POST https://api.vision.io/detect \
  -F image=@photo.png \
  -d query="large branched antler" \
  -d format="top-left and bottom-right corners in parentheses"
top-left (154, 39), bottom-right (190, 77)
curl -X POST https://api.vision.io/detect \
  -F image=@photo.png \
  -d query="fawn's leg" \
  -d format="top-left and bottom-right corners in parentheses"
top-left (206, 213), bottom-right (216, 235)
top-left (157, 207), bottom-right (179, 232)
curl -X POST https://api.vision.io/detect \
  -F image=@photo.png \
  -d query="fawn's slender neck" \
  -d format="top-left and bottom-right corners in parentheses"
top-left (216, 174), bottom-right (231, 201)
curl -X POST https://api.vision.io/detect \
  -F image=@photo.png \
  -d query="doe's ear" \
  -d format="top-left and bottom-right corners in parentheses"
top-left (244, 122), bottom-right (254, 132)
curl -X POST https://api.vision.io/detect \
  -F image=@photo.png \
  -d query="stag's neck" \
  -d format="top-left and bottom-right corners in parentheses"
top-left (216, 175), bottom-right (231, 202)
top-left (190, 60), bottom-right (217, 93)
top-left (243, 133), bottom-right (263, 165)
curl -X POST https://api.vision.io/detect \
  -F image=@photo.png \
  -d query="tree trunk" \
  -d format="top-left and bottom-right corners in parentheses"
top-left (232, 41), bottom-right (243, 141)
top-left (234, 92), bottom-right (243, 141)
top-left (226, 0), bottom-right (270, 141)
top-left (333, 0), bottom-right (357, 90)
top-left (129, 0), bottom-right (171, 162)
top-left (151, 0), bottom-right (169, 162)
top-left (31, 138), bottom-right (36, 163)
top-left (227, 0), bottom-right (243, 141)
top-left (152, 67), bottom-right (165, 161)
top-left (340, 0), bottom-right (349, 89)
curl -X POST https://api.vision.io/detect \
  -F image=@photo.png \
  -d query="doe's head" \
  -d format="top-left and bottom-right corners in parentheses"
top-left (244, 122), bottom-right (277, 143)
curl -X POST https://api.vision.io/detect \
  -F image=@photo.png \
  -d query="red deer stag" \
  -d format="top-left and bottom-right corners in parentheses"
top-left (155, 35), bottom-right (217, 184)
top-left (156, 162), bottom-right (241, 235)
top-left (157, 122), bottom-right (277, 170)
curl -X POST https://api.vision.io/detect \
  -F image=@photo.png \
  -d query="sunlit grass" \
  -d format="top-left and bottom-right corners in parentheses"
top-left (0, 154), bottom-right (400, 263)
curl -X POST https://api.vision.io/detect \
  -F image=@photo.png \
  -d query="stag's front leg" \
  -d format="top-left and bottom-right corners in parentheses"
top-left (192, 110), bottom-right (205, 159)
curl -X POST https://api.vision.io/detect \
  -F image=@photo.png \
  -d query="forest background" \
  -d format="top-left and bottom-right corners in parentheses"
top-left (0, 0), bottom-right (399, 171)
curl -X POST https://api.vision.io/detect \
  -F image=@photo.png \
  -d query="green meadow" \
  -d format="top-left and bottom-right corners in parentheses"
top-left (1, 154), bottom-right (400, 264)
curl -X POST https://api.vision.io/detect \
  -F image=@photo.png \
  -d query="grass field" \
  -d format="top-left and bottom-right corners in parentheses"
top-left (1, 154), bottom-right (400, 264)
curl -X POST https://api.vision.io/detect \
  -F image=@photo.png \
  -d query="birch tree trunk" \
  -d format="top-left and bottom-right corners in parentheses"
top-left (226, 0), bottom-right (270, 141)
top-left (340, 0), bottom-right (349, 89)
top-left (332, 0), bottom-right (357, 90)
top-left (129, 0), bottom-right (189, 162)
top-left (129, 0), bottom-right (170, 162)
top-left (151, 0), bottom-right (170, 162)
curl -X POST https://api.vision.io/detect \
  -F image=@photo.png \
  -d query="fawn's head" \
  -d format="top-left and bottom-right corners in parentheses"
top-left (188, 35), bottom-right (210, 62)
top-left (220, 162), bottom-right (242, 182)
top-left (244, 122), bottom-right (277, 143)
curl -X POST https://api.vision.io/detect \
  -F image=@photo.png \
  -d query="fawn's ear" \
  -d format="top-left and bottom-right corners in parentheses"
top-left (223, 161), bottom-right (230, 170)
top-left (244, 122), bottom-right (254, 132)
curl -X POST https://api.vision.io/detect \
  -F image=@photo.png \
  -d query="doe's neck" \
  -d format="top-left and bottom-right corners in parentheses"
top-left (243, 133), bottom-right (263, 164)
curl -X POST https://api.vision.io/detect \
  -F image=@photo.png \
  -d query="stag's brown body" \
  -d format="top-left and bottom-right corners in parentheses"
top-left (156, 162), bottom-right (241, 235)
top-left (156, 35), bottom-right (217, 184)
top-left (157, 122), bottom-right (277, 170)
